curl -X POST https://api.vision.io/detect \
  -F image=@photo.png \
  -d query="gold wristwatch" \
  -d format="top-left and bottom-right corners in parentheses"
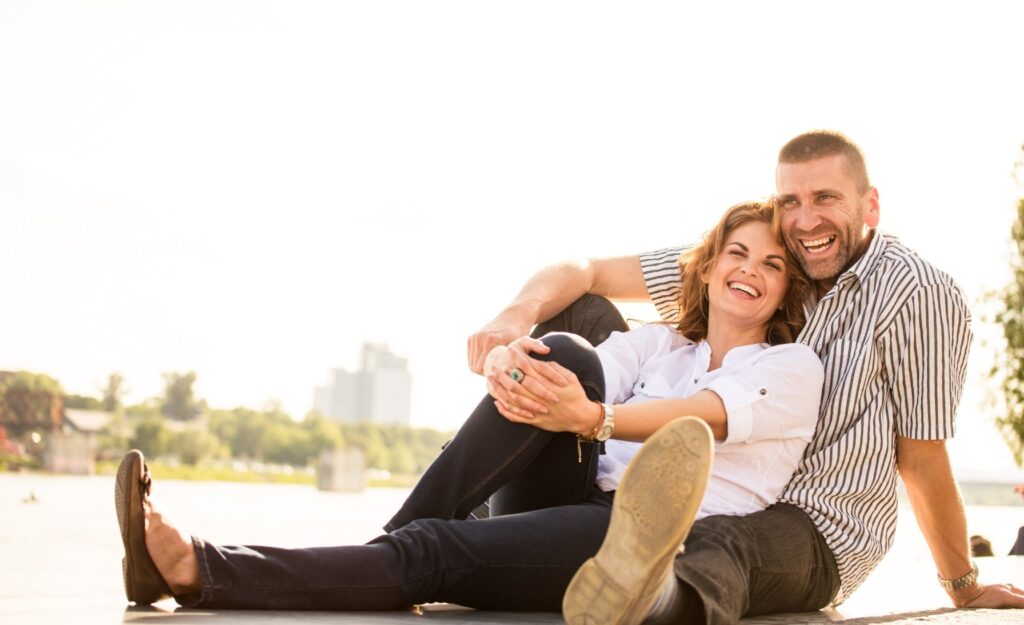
top-left (592, 402), bottom-right (615, 442)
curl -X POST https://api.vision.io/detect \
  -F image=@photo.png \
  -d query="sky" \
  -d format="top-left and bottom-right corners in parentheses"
top-left (2, 1), bottom-right (1024, 476)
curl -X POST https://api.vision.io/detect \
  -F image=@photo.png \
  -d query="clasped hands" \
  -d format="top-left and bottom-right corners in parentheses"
top-left (483, 337), bottom-right (600, 435)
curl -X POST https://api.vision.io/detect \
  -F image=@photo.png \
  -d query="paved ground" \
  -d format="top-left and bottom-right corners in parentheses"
top-left (6, 473), bottom-right (1024, 624)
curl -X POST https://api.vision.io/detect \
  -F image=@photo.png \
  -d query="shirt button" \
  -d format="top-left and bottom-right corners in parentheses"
top-left (693, 378), bottom-right (698, 384)
top-left (759, 388), bottom-right (767, 395)
top-left (640, 382), bottom-right (645, 388)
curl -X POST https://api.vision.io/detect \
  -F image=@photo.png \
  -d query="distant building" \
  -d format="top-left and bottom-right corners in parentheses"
top-left (313, 343), bottom-right (411, 426)
top-left (43, 409), bottom-right (113, 475)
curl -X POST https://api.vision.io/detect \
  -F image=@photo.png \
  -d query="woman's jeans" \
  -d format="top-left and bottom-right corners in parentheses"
top-left (180, 295), bottom-right (838, 623)
top-left (181, 296), bottom-right (628, 611)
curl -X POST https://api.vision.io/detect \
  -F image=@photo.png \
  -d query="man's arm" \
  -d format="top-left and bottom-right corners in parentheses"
top-left (897, 436), bottom-right (1024, 608)
top-left (467, 255), bottom-right (649, 374)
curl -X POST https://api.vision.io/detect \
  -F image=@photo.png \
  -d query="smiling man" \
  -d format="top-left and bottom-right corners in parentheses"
top-left (469, 131), bottom-right (1024, 624)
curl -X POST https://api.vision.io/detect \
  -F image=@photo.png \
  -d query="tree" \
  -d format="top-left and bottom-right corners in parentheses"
top-left (170, 427), bottom-right (221, 465)
top-left (130, 415), bottom-right (168, 457)
top-left (160, 371), bottom-right (202, 420)
top-left (0, 372), bottom-right (64, 438)
top-left (994, 150), bottom-right (1024, 464)
top-left (103, 372), bottom-right (125, 413)
top-left (64, 394), bottom-right (102, 410)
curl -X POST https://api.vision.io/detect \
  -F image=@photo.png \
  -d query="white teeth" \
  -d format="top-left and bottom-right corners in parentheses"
top-left (728, 282), bottom-right (760, 297)
top-left (802, 235), bottom-right (836, 251)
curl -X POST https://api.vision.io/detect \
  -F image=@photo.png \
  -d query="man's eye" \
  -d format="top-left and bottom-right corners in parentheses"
top-left (780, 199), bottom-right (798, 209)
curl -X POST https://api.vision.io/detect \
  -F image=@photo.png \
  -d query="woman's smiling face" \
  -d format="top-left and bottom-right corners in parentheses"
top-left (704, 220), bottom-right (790, 335)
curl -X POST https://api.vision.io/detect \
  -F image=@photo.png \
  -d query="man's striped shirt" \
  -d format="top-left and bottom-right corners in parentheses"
top-left (639, 230), bottom-right (973, 601)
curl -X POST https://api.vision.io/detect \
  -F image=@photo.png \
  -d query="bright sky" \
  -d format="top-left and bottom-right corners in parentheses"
top-left (3, 1), bottom-right (1023, 476)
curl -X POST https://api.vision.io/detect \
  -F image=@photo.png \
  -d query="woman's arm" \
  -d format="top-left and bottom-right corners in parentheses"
top-left (613, 392), bottom-right (727, 441)
top-left (496, 342), bottom-right (822, 446)
top-left (495, 360), bottom-right (727, 441)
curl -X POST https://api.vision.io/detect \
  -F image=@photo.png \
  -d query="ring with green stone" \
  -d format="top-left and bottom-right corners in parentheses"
top-left (509, 368), bottom-right (525, 383)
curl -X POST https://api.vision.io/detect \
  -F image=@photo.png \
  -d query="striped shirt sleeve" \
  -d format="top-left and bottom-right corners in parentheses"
top-left (888, 282), bottom-right (973, 440)
top-left (639, 246), bottom-right (688, 323)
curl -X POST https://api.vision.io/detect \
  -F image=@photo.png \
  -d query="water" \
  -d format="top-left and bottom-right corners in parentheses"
top-left (0, 473), bottom-right (412, 615)
top-left (2, 473), bottom-right (1023, 619)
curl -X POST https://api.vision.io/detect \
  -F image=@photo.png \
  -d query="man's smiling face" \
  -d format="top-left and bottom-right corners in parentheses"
top-left (775, 154), bottom-right (880, 291)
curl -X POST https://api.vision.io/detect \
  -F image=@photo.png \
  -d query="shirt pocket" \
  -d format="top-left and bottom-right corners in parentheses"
top-left (632, 371), bottom-right (673, 399)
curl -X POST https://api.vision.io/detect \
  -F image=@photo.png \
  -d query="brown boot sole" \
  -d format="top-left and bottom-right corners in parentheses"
top-left (563, 417), bottom-right (713, 625)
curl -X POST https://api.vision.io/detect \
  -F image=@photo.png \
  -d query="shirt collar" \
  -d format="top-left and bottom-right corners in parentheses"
top-left (808, 228), bottom-right (887, 303)
top-left (694, 340), bottom-right (767, 374)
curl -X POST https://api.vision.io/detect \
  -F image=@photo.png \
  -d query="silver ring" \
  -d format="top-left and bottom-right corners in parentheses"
top-left (509, 368), bottom-right (525, 383)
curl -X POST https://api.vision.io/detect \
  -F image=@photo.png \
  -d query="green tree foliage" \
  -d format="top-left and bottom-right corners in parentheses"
top-left (995, 162), bottom-right (1024, 464)
top-left (171, 427), bottom-right (222, 466)
top-left (130, 415), bottom-right (168, 457)
top-left (0, 372), bottom-right (64, 437)
top-left (64, 394), bottom-right (103, 410)
top-left (336, 422), bottom-right (449, 474)
top-left (160, 371), bottom-right (202, 420)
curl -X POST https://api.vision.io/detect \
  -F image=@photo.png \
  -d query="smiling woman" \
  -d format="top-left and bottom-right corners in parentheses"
top-left (115, 196), bottom-right (828, 625)
top-left (676, 200), bottom-right (811, 352)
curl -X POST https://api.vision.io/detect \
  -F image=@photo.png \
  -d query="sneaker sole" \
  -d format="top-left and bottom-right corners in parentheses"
top-left (563, 417), bottom-right (713, 625)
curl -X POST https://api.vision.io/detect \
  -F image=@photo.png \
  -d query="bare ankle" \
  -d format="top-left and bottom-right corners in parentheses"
top-left (145, 501), bottom-right (202, 594)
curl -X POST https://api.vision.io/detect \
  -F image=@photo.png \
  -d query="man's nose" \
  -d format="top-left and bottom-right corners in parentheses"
top-left (793, 205), bottom-right (821, 231)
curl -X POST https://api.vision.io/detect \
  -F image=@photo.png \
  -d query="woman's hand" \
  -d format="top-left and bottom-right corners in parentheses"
top-left (494, 361), bottom-right (600, 435)
top-left (484, 337), bottom-right (569, 419)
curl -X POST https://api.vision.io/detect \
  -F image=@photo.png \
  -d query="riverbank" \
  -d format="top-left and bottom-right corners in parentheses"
top-left (22, 460), bottom-right (422, 488)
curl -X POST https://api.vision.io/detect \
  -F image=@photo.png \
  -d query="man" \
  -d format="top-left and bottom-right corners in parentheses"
top-left (470, 131), bottom-right (1024, 623)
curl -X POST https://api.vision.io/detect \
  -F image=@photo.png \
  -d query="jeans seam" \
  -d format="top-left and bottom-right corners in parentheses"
top-left (452, 428), bottom-right (542, 518)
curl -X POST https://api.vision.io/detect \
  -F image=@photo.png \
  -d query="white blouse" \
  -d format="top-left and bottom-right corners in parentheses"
top-left (595, 323), bottom-right (824, 519)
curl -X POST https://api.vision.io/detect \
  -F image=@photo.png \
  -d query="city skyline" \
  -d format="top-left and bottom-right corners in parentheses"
top-left (314, 343), bottom-right (412, 426)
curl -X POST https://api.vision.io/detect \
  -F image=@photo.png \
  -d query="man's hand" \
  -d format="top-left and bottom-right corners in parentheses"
top-left (468, 314), bottom-right (532, 375)
top-left (466, 255), bottom-right (648, 374)
top-left (955, 582), bottom-right (1024, 608)
top-left (483, 337), bottom-right (569, 419)
top-left (897, 438), bottom-right (1024, 610)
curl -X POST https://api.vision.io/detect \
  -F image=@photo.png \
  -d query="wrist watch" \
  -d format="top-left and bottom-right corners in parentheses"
top-left (593, 403), bottom-right (615, 442)
top-left (937, 561), bottom-right (979, 592)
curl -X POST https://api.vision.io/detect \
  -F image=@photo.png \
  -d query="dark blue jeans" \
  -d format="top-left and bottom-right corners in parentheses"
top-left (184, 329), bottom-right (616, 611)
top-left (182, 295), bottom-right (838, 623)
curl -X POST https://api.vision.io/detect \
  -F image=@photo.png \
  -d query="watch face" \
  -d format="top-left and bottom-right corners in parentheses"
top-left (596, 424), bottom-right (614, 442)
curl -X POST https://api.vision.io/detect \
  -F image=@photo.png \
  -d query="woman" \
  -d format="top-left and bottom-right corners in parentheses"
top-left (116, 200), bottom-right (822, 624)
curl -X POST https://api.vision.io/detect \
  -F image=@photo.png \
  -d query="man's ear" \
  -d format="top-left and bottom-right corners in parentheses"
top-left (864, 187), bottom-right (880, 229)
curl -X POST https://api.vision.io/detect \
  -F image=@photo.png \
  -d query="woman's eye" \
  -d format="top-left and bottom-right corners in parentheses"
top-left (765, 262), bottom-right (781, 271)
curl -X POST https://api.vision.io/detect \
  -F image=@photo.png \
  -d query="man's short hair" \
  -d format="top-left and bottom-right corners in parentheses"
top-left (778, 130), bottom-right (870, 192)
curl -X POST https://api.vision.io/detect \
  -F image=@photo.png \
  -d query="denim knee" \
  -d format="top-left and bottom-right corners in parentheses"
top-left (533, 332), bottom-right (606, 402)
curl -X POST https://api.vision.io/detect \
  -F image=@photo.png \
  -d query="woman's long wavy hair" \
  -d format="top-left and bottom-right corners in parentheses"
top-left (674, 199), bottom-right (811, 345)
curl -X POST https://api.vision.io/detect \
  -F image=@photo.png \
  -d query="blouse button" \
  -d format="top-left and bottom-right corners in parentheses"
top-left (759, 388), bottom-right (767, 395)
top-left (692, 378), bottom-right (698, 384)
top-left (640, 382), bottom-right (645, 388)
